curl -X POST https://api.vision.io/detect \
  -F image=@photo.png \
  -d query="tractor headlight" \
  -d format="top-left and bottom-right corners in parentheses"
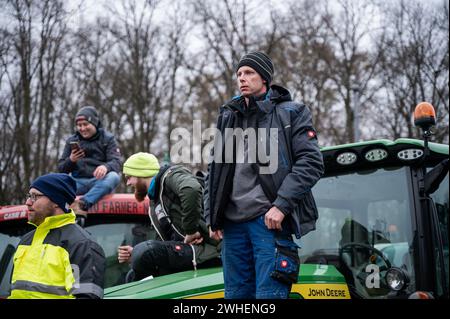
top-left (336, 152), bottom-right (357, 165)
top-left (397, 149), bottom-right (423, 161)
top-left (365, 148), bottom-right (388, 162)
top-left (386, 267), bottom-right (409, 291)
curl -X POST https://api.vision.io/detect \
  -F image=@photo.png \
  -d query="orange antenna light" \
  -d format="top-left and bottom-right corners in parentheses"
top-left (413, 102), bottom-right (436, 159)
top-left (414, 102), bottom-right (436, 131)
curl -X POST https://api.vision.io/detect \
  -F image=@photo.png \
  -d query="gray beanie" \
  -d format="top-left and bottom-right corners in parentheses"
top-left (75, 106), bottom-right (100, 128)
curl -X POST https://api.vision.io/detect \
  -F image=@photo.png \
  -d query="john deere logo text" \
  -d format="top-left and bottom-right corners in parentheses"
top-left (307, 288), bottom-right (347, 298)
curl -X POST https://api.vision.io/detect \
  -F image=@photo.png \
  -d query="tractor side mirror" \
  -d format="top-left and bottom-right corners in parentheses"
top-left (424, 159), bottom-right (449, 195)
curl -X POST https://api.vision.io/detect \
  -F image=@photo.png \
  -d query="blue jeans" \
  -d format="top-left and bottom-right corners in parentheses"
top-left (73, 171), bottom-right (120, 207)
top-left (222, 215), bottom-right (299, 299)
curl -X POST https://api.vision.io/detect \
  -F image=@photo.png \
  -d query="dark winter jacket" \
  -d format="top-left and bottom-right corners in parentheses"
top-left (58, 128), bottom-right (122, 178)
top-left (204, 85), bottom-right (324, 238)
top-left (150, 165), bottom-right (221, 264)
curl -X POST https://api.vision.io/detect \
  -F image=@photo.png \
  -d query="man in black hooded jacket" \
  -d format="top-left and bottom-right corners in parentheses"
top-left (204, 52), bottom-right (324, 299)
top-left (58, 106), bottom-right (122, 214)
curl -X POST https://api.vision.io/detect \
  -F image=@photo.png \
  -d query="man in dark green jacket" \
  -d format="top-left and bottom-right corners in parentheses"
top-left (117, 153), bottom-right (221, 280)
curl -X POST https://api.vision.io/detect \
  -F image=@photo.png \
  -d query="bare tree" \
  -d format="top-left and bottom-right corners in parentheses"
top-left (105, 0), bottom-right (166, 157)
top-left (320, 0), bottom-right (383, 143)
top-left (159, 1), bottom-right (192, 155)
top-left (0, 0), bottom-right (70, 203)
top-left (71, 0), bottom-right (169, 159)
top-left (34, 1), bottom-right (70, 174)
top-left (0, 0), bottom-right (448, 205)
top-left (277, 0), bottom-right (339, 146)
top-left (71, 17), bottom-right (118, 132)
top-left (187, 0), bottom-right (272, 101)
top-left (7, 0), bottom-right (34, 188)
top-left (0, 28), bottom-right (18, 203)
top-left (374, 0), bottom-right (449, 142)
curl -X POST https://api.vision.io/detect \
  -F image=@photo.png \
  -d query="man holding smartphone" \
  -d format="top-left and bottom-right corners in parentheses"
top-left (58, 106), bottom-right (123, 216)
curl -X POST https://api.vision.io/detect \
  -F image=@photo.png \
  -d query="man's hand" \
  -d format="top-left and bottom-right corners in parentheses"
top-left (184, 231), bottom-right (204, 245)
top-left (69, 148), bottom-right (85, 162)
top-left (93, 165), bottom-right (108, 179)
top-left (209, 226), bottom-right (223, 241)
top-left (264, 206), bottom-right (285, 230)
top-left (117, 245), bottom-right (133, 264)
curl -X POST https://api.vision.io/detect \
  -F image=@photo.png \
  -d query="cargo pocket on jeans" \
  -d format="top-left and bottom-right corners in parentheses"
top-left (270, 239), bottom-right (300, 285)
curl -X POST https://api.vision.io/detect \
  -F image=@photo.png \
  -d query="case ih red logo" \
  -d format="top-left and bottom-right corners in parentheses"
top-left (0, 206), bottom-right (29, 222)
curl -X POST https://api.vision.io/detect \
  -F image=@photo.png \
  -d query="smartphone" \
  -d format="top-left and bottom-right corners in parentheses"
top-left (70, 141), bottom-right (81, 151)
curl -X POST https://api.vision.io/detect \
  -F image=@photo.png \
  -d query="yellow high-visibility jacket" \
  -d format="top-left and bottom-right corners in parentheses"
top-left (9, 211), bottom-right (105, 299)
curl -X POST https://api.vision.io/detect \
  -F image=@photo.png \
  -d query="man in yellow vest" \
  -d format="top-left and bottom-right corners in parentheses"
top-left (9, 173), bottom-right (106, 299)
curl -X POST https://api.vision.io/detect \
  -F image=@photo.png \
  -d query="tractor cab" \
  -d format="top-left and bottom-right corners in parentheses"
top-left (299, 102), bottom-right (448, 299)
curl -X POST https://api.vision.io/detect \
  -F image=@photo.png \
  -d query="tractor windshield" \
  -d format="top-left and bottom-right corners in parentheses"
top-left (298, 166), bottom-right (415, 298)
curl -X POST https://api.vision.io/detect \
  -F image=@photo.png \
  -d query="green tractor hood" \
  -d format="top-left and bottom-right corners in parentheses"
top-left (104, 264), bottom-right (349, 299)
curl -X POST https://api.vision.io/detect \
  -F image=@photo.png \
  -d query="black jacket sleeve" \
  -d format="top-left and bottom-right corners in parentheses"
top-left (273, 104), bottom-right (324, 216)
top-left (203, 164), bottom-right (211, 226)
top-left (103, 135), bottom-right (123, 174)
top-left (70, 239), bottom-right (106, 299)
top-left (57, 139), bottom-right (77, 173)
top-left (203, 108), bottom-right (224, 227)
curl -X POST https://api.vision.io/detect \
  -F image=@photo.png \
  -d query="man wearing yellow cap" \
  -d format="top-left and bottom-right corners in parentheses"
top-left (117, 153), bottom-right (221, 280)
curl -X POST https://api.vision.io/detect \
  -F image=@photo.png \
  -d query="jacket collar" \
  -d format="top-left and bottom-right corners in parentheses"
top-left (224, 84), bottom-right (292, 114)
top-left (29, 211), bottom-right (76, 230)
top-left (147, 164), bottom-right (171, 202)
